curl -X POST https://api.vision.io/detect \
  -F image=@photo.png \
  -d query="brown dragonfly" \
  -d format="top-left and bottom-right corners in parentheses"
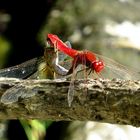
top-left (0, 47), bottom-right (69, 79)
top-left (0, 37), bottom-right (77, 105)
top-left (0, 44), bottom-right (71, 104)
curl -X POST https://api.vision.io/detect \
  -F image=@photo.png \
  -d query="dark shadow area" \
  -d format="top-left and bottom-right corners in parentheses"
top-left (45, 121), bottom-right (70, 140)
top-left (0, 0), bottom-right (56, 67)
top-left (7, 120), bottom-right (28, 140)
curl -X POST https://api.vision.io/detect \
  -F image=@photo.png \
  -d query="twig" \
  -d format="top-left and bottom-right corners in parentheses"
top-left (0, 77), bottom-right (140, 127)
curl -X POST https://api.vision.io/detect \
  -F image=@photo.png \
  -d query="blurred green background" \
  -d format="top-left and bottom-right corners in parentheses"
top-left (0, 0), bottom-right (140, 140)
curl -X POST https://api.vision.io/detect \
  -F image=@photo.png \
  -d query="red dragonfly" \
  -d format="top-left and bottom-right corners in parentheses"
top-left (47, 34), bottom-right (104, 74)
top-left (47, 33), bottom-right (140, 106)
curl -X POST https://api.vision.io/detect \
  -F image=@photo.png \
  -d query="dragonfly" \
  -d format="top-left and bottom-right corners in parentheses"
top-left (47, 33), bottom-right (140, 106)
top-left (0, 47), bottom-right (69, 79)
top-left (0, 44), bottom-right (70, 104)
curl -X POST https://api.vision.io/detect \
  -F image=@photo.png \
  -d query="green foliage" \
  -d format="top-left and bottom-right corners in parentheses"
top-left (20, 120), bottom-right (52, 140)
top-left (0, 36), bottom-right (11, 68)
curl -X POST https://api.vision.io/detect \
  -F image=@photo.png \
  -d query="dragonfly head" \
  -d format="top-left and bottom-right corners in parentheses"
top-left (92, 60), bottom-right (104, 73)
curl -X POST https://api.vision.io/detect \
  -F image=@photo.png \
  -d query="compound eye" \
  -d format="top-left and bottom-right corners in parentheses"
top-left (93, 61), bottom-right (104, 73)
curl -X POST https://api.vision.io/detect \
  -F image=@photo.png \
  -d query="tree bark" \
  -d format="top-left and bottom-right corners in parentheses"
top-left (0, 77), bottom-right (140, 127)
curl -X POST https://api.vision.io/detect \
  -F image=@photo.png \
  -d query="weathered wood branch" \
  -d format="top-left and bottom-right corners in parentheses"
top-left (0, 77), bottom-right (140, 127)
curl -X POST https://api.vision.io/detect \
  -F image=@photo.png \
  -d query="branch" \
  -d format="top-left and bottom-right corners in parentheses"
top-left (0, 77), bottom-right (140, 127)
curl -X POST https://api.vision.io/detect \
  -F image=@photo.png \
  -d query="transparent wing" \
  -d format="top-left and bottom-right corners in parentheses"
top-left (0, 57), bottom-right (44, 104)
top-left (58, 41), bottom-right (72, 69)
top-left (0, 57), bottom-right (42, 79)
top-left (54, 41), bottom-right (73, 77)
top-left (1, 84), bottom-right (38, 104)
top-left (58, 41), bottom-right (72, 62)
top-left (67, 57), bottom-right (79, 107)
top-left (95, 53), bottom-right (140, 80)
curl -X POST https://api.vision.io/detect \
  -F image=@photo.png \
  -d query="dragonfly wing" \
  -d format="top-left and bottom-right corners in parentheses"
top-left (68, 80), bottom-right (75, 107)
top-left (57, 41), bottom-right (72, 62)
top-left (53, 41), bottom-right (73, 77)
top-left (65, 41), bottom-right (72, 48)
top-left (95, 54), bottom-right (140, 80)
top-left (0, 57), bottom-right (42, 79)
top-left (1, 84), bottom-right (37, 104)
top-left (58, 41), bottom-right (72, 63)
top-left (67, 56), bottom-right (80, 107)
